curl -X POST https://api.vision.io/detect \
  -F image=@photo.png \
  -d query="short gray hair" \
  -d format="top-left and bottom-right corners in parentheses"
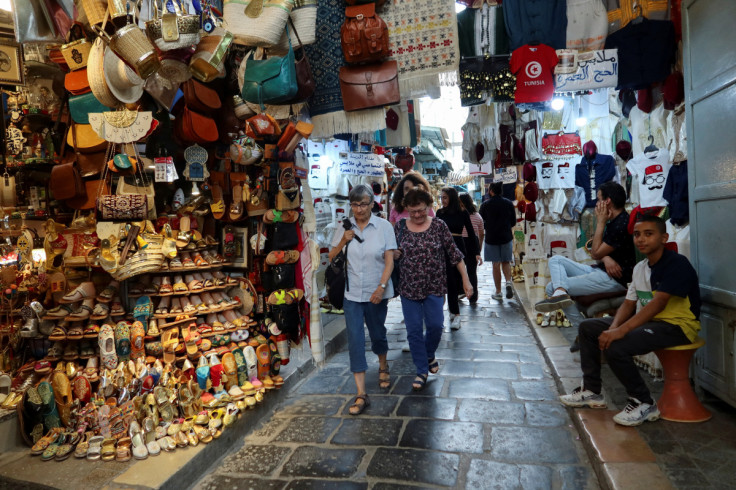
top-left (349, 184), bottom-right (374, 203)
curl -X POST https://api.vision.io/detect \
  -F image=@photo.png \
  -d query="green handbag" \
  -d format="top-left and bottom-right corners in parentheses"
top-left (69, 92), bottom-right (109, 125)
top-left (241, 25), bottom-right (298, 108)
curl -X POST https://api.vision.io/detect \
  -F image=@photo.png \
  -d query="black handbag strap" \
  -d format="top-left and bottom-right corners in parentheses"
top-left (343, 240), bottom-right (349, 292)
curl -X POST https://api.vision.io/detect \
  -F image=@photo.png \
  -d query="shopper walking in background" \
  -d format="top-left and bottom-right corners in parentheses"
top-left (437, 187), bottom-right (481, 329)
top-left (479, 182), bottom-right (517, 301)
top-left (395, 188), bottom-right (473, 390)
top-left (329, 185), bottom-right (396, 415)
top-left (459, 193), bottom-right (484, 304)
top-left (389, 172), bottom-right (436, 225)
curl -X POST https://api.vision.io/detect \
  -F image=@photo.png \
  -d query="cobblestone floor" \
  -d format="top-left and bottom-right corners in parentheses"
top-left (196, 267), bottom-right (598, 489)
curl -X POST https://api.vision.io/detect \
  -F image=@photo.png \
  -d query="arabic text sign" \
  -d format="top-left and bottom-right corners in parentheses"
top-left (338, 152), bottom-right (385, 177)
top-left (554, 49), bottom-right (618, 92)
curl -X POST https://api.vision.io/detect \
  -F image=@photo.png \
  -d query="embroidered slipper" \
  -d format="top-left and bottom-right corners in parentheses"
top-left (114, 321), bottom-right (131, 362)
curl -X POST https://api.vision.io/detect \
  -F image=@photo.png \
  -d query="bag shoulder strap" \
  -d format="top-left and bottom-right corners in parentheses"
top-left (343, 240), bottom-right (349, 292)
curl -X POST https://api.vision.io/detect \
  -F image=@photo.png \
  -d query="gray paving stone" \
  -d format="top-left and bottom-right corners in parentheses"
top-left (399, 420), bottom-right (484, 453)
top-left (519, 363), bottom-right (546, 379)
top-left (451, 341), bottom-right (501, 351)
top-left (331, 417), bottom-right (403, 446)
top-left (198, 475), bottom-right (287, 490)
top-left (491, 427), bottom-right (579, 464)
top-left (276, 396), bottom-right (347, 417)
top-left (457, 399), bottom-right (525, 425)
top-left (471, 350), bottom-right (519, 362)
top-left (387, 358), bottom-right (421, 376)
top-left (280, 446), bottom-right (365, 478)
top-left (448, 378), bottom-right (511, 401)
top-left (339, 372), bottom-right (397, 394)
top-left (525, 402), bottom-right (569, 427)
top-left (284, 481), bottom-right (368, 490)
top-left (391, 376), bottom-right (444, 396)
top-left (558, 465), bottom-right (596, 490)
top-left (396, 396), bottom-right (457, 420)
top-left (273, 416), bottom-right (342, 443)
top-left (473, 361), bottom-right (519, 379)
top-left (465, 460), bottom-right (553, 490)
top-left (435, 359), bottom-right (475, 377)
top-left (433, 348), bottom-right (474, 360)
top-left (296, 375), bottom-right (349, 395)
top-left (316, 365), bottom-right (349, 376)
top-left (340, 395), bottom-right (398, 417)
top-left (218, 445), bottom-right (292, 476)
top-left (512, 380), bottom-right (558, 401)
top-left (371, 483), bottom-right (437, 490)
top-left (367, 448), bottom-right (460, 487)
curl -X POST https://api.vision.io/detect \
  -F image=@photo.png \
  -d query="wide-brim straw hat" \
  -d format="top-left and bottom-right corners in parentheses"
top-left (103, 46), bottom-right (144, 104)
top-left (87, 38), bottom-right (119, 108)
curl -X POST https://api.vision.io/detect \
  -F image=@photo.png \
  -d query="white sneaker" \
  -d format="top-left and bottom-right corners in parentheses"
top-left (491, 293), bottom-right (503, 301)
top-left (450, 314), bottom-right (461, 331)
top-left (613, 398), bottom-right (660, 426)
top-left (559, 387), bottom-right (607, 408)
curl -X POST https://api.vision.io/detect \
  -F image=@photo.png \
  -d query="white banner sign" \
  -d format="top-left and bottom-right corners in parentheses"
top-left (554, 49), bottom-right (618, 92)
top-left (338, 152), bottom-right (385, 177)
top-left (492, 166), bottom-right (518, 184)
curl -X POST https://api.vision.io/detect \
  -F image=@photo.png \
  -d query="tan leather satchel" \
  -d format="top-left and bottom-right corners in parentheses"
top-left (340, 3), bottom-right (389, 64)
top-left (339, 60), bottom-right (400, 112)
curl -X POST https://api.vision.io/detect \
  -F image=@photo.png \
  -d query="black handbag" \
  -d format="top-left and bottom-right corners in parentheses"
top-left (270, 222), bottom-right (299, 250)
top-left (262, 263), bottom-right (296, 292)
top-left (390, 219), bottom-right (406, 298)
top-left (325, 243), bottom-right (348, 309)
top-left (271, 302), bottom-right (301, 340)
top-left (459, 55), bottom-right (512, 107)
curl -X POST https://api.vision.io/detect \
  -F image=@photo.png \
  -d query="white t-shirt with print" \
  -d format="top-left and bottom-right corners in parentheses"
top-left (626, 149), bottom-right (671, 208)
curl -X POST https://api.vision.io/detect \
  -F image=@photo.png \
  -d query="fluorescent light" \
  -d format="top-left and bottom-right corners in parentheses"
top-left (551, 98), bottom-right (564, 111)
top-left (575, 106), bottom-right (587, 127)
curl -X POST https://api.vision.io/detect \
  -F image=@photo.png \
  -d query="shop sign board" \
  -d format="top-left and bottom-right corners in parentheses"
top-left (338, 152), bottom-right (385, 177)
top-left (554, 49), bottom-right (618, 92)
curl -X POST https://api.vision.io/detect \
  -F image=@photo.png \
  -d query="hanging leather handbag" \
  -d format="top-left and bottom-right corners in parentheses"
top-left (338, 60), bottom-right (400, 112)
top-left (262, 263), bottom-right (296, 291)
top-left (64, 69), bottom-right (92, 95)
top-left (69, 92), bottom-right (109, 125)
top-left (50, 162), bottom-right (85, 201)
top-left (241, 26), bottom-right (298, 107)
top-left (69, 123), bottom-right (106, 177)
top-left (346, 0), bottom-right (386, 7)
top-left (340, 3), bottom-right (389, 64)
top-left (182, 79), bottom-right (222, 115)
top-left (66, 123), bottom-right (106, 153)
top-left (175, 106), bottom-right (219, 144)
top-left (325, 243), bottom-right (348, 309)
top-left (270, 222), bottom-right (299, 250)
top-left (288, 19), bottom-right (315, 103)
top-left (145, 0), bottom-right (201, 52)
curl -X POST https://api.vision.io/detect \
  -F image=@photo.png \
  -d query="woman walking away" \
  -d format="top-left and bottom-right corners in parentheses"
top-left (395, 188), bottom-right (473, 390)
top-left (459, 193), bottom-right (484, 304)
top-left (329, 185), bottom-right (396, 415)
top-left (389, 171), bottom-right (435, 225)
top-left (436, 187), bottom-right (481, 329)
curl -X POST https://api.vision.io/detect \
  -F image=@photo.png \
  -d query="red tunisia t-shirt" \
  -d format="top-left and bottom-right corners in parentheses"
top-left (510, 44), bottom-right (559, 103)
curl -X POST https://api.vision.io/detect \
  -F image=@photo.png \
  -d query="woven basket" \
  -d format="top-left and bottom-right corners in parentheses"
top-left (61, 39), bottom-right (93, 70)
top-left (272, 0), bottom-right (317, 54)
top-left (105, 23), bottom-right (161, 79)
top-left (224, 0), bottom-right (295, 47)
top-left (110, 235), bottom-right (165, 281)
top-left (146, 13), bottom-right (201, 51)
top-left (87, 38), bottom-right (118, 107)
top-left (83, 0), bottom-right (109, 27)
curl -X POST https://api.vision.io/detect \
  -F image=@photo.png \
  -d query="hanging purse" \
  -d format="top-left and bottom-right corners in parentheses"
top-left (50, 162), bottom-right (85, 201)
top-left (0, 171), bottom-right (16, 208)
top-left (95, 143), bottom-right (150, 221)
top-left (272, 0), bottom-right (317, 54)
top-left (61, 23), bottom-right (93, 71)
top-left (190, 26), bottom-right (234, 83)
top-left (288, 18), bottom-right (316, 103)
top-left (340, 3), bottom-right (390, 64)
top-left (338, 60), bottom-right (400, 112)
top-left (241, 26), bottom-right (299, 108)
top-left (224, 0), bottom-right (295, 47)
top-left (174, 106), bottom-right (219, 144)
top-left (145, 0), bottom-right (201, 52)
top-left (182, 79), bottom-right (222, 115)
top-left (69, 92), bottom-right (109, 125)
top-left (270, 222), bottom-right (299, 250)
top-left (116, 174), bottom-right (156, 219)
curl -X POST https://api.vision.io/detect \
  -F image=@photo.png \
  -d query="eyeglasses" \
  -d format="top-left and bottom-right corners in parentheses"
top-left (350, 202), bottom-right (371, 209)
top-left (408, 207), bottom-right (428, 216)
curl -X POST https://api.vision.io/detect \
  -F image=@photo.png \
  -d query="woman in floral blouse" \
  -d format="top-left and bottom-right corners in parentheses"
top-left (395, 188), bottom-right (473, 390)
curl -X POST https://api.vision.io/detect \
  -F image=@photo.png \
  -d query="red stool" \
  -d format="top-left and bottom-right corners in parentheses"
top-left (654, 337), bottom-right (711, 423)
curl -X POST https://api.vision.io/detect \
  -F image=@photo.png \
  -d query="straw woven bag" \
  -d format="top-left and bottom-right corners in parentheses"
top-left (224, 0), bottom-right (295, 47)
top-left (272, 0), bottom-right (316, 54)
top-left (82, 0), bottom-right (108, 27)
top-left (145, 0), bottom-right (201, 51)
top-left (61, 24), bottom-right (93, 71)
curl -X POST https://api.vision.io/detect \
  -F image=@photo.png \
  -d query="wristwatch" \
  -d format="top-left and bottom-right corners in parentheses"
top-left (379, 283), bottom-right (387, 289)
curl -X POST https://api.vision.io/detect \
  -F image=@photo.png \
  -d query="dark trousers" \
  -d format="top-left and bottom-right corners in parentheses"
top-left (463, 237), bottom-right (479, 303)
top-left (446, 236), bottom-right (467, 315)
top-left (579, 317), bottom-right (691, 403)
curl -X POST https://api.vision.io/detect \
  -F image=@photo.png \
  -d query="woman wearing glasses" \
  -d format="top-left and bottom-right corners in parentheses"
top-left (395, 188), bottom-right (473, 390)
top-left (389, 171), bottom-right (435, 225)
top-left (329, 184), bottom-right (396, 415)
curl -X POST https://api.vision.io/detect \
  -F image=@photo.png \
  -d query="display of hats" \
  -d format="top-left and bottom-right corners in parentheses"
top-left (637, 87), bottom-right (653, 113)
top-left (103, 46), bottom-right (144, 104)
top-left (87, 38), bottom-right (119, 108)
top-left (616, 140), bottom-right (633, 161)
top-left (385, 108), bottom-right (399, 130)
top-left (523, 182), bottom-right (538, 202)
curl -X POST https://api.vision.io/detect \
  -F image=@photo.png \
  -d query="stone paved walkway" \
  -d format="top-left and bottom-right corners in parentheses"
top-left (196, 267), bottom-right (598, 489)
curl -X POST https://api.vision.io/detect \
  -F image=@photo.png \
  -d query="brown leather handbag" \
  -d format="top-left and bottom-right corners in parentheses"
top-left (346, 0), bottom-right (386, 8)
top-left (339, 60), bottom-right (400, 112)
top-left (175, 106), bottom-right (219, 144)
top-left (289, 18), bottom-right (316, 103)
top-left (50, 162), bottom-right (85, 201)
top-left (340, 3), bottom-right (389, 64)
top-left (69, 123), bottom-right (105, 177)
top-left (182, 79), bottom-right (222, 115)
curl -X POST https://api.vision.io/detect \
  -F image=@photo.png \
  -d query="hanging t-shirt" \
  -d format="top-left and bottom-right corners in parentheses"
top-left (575, 153), bottom-right (617, 208)
top-left (625, 249), bottom-right (701, 342)
top-left (552, 161), bottom-right (575, 189)
top-left (626, 149), bottom-right (671, 207)
top-left (510, 44), bottom-right (559, 104)
top-left (535, 161), bottom-right (556, 189)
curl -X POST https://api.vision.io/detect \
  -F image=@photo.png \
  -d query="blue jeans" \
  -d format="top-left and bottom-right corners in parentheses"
top-left (343, 299), bottom-right (389, 373)
top-left (545, 255), bottom-right (626, 297)
top-left (401, 295), bottom-right (444, 376)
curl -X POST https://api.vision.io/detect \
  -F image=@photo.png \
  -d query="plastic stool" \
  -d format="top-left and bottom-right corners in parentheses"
top-left (654, 337), bottom-right (711, 423)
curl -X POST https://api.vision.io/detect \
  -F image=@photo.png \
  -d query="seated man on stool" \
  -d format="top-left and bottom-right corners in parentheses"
top-left (559, 215), bottom-right (701, 426)
top-left (535, 182), bottom-right (635, 312)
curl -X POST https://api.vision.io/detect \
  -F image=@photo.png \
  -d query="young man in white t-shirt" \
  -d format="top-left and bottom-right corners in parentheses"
top-left (559, 215), bottom-right (701, 427)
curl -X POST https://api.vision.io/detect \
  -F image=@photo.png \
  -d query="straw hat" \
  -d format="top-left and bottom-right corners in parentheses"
top-left (103, 46), bottom-right (144, 104)
top-left (87, 38), bottom-right (119, 108)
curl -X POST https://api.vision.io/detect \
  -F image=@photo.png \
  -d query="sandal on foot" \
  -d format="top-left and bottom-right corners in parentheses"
top-left (378, 366), bottom-right (390, 389)
top-left (412, 373), bottom-right (428, 391)
top-left (348, 394), bottom-right (370, 415)
top-left (428, 358), bottom-right (439, 375)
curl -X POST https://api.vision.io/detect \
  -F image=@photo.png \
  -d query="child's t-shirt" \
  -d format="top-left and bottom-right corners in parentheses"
top-left (625, 249), bottom-right (701, 341)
